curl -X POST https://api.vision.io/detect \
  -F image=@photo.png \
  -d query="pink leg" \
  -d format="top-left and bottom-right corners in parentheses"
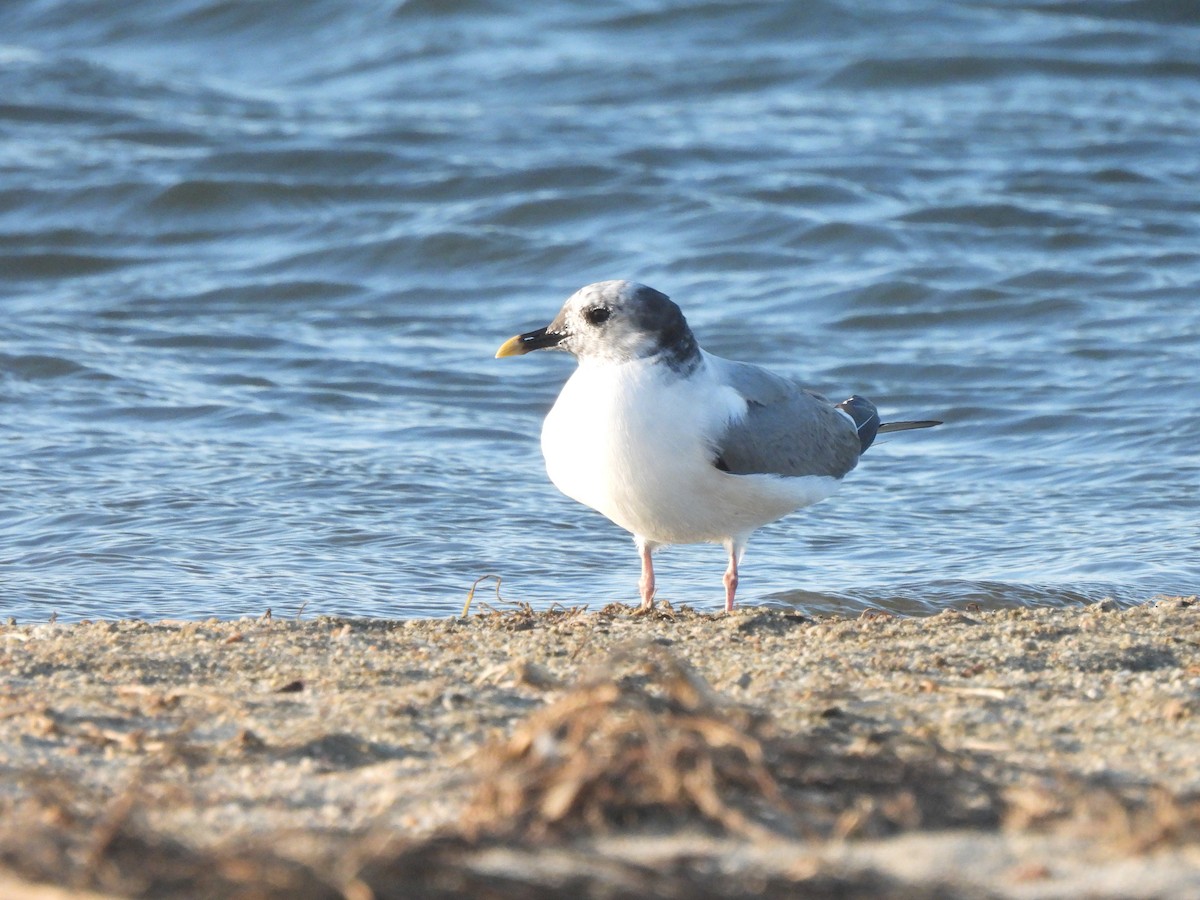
top-left (638, 542), bottom-right (656, 609)
top-left (723, 552), bottom-right (739, 612)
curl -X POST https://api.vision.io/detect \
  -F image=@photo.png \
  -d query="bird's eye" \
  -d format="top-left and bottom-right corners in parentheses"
top-left (584, 306), bottom-right (611, 326)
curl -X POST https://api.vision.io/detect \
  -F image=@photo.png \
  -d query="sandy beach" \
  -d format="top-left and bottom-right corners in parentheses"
top-left (2, 596), bottom-right (1199, 898)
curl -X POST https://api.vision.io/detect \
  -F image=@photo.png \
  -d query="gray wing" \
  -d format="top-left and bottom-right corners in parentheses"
top-left (710, 357), bottom-right (862, 479)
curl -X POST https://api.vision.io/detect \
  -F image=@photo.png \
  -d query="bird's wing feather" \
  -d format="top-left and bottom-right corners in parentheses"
top-left (708, 356), bottom-right (862, 479)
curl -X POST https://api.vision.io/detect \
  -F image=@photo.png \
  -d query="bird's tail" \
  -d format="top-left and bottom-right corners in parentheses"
top-left (837, 395), bottom-right (941, 453)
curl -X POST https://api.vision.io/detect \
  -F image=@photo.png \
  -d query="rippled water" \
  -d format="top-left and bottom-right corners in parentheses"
top-left (2, 1), bottom-right (1198, 621)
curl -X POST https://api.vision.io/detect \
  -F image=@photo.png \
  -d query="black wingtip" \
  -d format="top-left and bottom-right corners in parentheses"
top-left (877, 420), bottom-right (942, 433)
top-left (835, 395), bottom-right (881, 452)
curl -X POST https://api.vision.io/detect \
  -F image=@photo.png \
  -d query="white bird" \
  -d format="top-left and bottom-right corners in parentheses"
top-left (496, 281), bottom-right (939, 612)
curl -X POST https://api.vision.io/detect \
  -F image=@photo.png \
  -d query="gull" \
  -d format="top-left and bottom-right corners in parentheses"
top-left (496, 281), bottom-right (940, 612)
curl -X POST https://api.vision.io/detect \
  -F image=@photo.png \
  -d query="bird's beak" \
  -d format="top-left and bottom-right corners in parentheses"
top-left (495, 326), bottom-right (564, 358)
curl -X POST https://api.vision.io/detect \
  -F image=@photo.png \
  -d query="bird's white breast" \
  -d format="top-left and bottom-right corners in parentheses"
top-left (540, 355), bottom-right (839, 546)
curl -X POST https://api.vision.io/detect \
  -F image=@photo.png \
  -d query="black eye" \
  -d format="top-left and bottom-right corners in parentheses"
top-left (585, 306), bottom-right (611, 326)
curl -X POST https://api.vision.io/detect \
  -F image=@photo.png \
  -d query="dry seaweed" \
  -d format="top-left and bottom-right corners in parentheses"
top-left (462, 645), bottom-right (1004, 842)
top-left (462, 646), bottom-right (785, 839)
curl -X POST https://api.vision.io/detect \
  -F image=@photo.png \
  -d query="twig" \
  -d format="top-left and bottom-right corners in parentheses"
top-left (462, 574), bottom-right (503, 618)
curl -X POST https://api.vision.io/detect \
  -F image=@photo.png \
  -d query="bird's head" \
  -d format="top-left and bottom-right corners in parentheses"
top-left (495, 280), bottom-right (698, 370)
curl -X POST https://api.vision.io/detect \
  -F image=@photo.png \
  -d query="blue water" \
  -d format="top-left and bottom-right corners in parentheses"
top-left (1, 1), bottom-right (1197, 621)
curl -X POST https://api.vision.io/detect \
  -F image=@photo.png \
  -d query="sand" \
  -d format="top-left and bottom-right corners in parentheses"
top-left (1, 596), bottom-right (1198, 898)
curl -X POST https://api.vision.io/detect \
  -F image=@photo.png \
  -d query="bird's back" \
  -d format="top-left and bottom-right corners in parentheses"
top-left (706, 354), bottom-right (863, 481)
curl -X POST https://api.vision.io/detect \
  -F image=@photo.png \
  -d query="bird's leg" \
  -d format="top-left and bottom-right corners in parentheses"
top-left (723, 556), bottom-right (738, 612)
top-left (638, 541), bottom-right (656, 609)
top-left (723, 541), bottom-right (741, 612)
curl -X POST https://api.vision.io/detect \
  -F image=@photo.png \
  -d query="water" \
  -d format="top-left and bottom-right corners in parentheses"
top-left (2, 0), bottom-right (1197, 622)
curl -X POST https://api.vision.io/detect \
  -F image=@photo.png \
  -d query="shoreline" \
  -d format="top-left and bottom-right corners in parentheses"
top-left (2, 597), bottom-right (1198, 897)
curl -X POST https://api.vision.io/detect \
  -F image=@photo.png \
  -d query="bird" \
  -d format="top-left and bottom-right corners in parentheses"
top-left (495, 280), bottom-right (940, 612)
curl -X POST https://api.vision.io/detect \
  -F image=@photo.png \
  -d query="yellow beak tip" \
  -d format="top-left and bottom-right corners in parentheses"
top-left (495, 335), bottom-right (525, 358)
